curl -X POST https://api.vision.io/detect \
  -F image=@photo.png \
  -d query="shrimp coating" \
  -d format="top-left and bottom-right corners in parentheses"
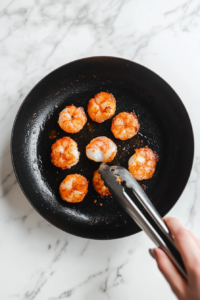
top-left (59, 174), bottom-right (88, 203)
top-left (86, 136), bottom-right (117, 162)
top-left (87, 92), bottom-right (116, 123)
top-left (93, 169), bottom-right (111, 196)
top-left (128, 147), bottom-right (158, 181)
top-left (51, 137), bottom-right (80, 170)
top-left (58, 105), bottom-right (87, 133)
top-left (111, 112), bottom-right (140, 140)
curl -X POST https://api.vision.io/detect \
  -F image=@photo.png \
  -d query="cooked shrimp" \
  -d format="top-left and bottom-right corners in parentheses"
top-left (93, 169), bottom-right (111, 196)
top-left (128, 147), bottom-right (158, 180)
top-left (87, 92), bottom-right (116, 123)
top-left (86, 136), bottom-right (117, 162)
top-left (58, 105), bottom-right (87, 133)
top-left (51, 137), bottom-right (80, 170)
top-left (59, 174), bottom-right (88, 203)
top-left (111, 112), bottom-right (140, 140)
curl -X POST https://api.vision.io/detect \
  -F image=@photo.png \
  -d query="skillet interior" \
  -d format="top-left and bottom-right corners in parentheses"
top-left (11, 57), bottom-right (194, 239)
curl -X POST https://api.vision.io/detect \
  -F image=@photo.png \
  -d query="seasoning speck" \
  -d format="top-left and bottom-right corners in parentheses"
top-left (99, 203), bottom-right (103, 206)
top-left (49, 130), bottom-right (57, 139)
top-left (86, 122), bottom-right (95, 133)
top-left (55, 105), bottom-right (58, 108)
top-left (94, 200), bottom-right (97, 203)
top-left (115, 175), bottom-right (123, 182)
top-left (141, 184), bottom-right (146, 190)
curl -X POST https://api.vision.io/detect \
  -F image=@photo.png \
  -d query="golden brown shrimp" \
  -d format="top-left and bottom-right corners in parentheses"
top-left (111, 112), bottom-right (140, 140)
top-left (93, 169), bottom-right (111, 196)
top-left (128, 147), bottom-right (158, 180)
top-left (58, 105), bottom-right (87, 133)
top-left (51, 137), bottom-right (80, 170)
top-left (59, 174), bottom-right (88, 203)
top-left (86, 136), bottom-right (117, 162)
top-left (87, 92), bottom-right (116, 123)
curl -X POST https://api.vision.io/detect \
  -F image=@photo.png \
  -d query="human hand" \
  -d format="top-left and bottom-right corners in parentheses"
top-left (151, 217), bottom-right (200, 300)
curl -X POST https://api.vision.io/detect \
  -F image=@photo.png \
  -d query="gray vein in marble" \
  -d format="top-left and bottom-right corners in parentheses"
top-left (186, 157), bottom-right (200, 229)
top-left (80, 240), bottom-right (90, 256)
top-left (24, 272), bottom-right (48, 300)
top-left (114, 263), bottom-right (124, 286)
top-left (49, 269), bottom-right (108, 300)
top-left (53, 241), bottom-right (68, 263)
top-left (5, 208), bottom-right (34, 224)
top-left (19, 240), bottom-right (69, 300)
top-left (49, 259), bottom-right (129, 300)
top-left (0, 177), bottom-right (17, 198)
top-left (130, 0), bottom-right (200, 60)
top-left (164, 0), bottom-right (191, 16)
top-left (0, 151), bottom-right (18, 198)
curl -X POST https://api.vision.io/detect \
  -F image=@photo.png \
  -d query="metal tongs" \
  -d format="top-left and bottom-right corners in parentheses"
top-left (99, 164), bottom-right (187, 280)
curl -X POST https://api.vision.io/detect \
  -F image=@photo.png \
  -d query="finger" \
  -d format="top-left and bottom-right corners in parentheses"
top-left (164, 218), bottom-right (200, 278)
top-left (187, 230), bottom-right (200, 250)
top-left (164, 218), bottom-right (200, 249)
top-left (154, 248), bottom-right (186, 298)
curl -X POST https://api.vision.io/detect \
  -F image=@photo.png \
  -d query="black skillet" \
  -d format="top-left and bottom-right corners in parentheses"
top-left (11, 56), bottom-right (194, 240)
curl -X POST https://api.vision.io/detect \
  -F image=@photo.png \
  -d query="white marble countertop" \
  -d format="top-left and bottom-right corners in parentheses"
top-left (1, 0), bottom-right (200, 299)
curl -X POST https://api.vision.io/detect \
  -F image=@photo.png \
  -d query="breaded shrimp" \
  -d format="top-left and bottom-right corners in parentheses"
top-left (86, 136), bottom-right (117, 162)
top-left (59, 174), bottom-right (88, 203)
top-left (87, 92), bottom-right (116, 123)
top-left (58, 105), bottom-right (87, 133)
top-left (93, 169), bottom-right (111, 196)
top-left (128, 147), bottom-right (158, 180)
top-left (111, 112), bottom-right (140, 140)
top-left (51, 137), bottom-right (79, 170)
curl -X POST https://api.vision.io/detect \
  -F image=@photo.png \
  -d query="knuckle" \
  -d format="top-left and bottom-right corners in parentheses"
top-left (176, 228), bottom-right (187, 240)
top-left (190, 263), bottom-right (200, 278)
top-left (167, 217), bottom-right (179, 226)
top-left (164, 217), bottom-right (174, 227)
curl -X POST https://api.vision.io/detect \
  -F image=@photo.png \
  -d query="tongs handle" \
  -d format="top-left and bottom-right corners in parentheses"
top-left (122, 189), bottom-right (187, 280)
top-left (124, 177), bottom-right (187, 280)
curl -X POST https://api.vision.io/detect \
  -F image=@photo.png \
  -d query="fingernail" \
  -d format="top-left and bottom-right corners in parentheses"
top-left (149, 248), bottom-right (155, 259)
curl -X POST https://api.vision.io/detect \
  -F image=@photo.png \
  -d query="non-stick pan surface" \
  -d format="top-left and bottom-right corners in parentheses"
top-left (11, 57), bottom-right (194, 239)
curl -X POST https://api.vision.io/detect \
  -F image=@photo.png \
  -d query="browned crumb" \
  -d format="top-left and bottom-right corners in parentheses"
top-left (141, 184), bottom-right (146, 190)
top-left (115, 175), bottom-right (123, 182)
top-left (49, 130), bottom-right (57, 139)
